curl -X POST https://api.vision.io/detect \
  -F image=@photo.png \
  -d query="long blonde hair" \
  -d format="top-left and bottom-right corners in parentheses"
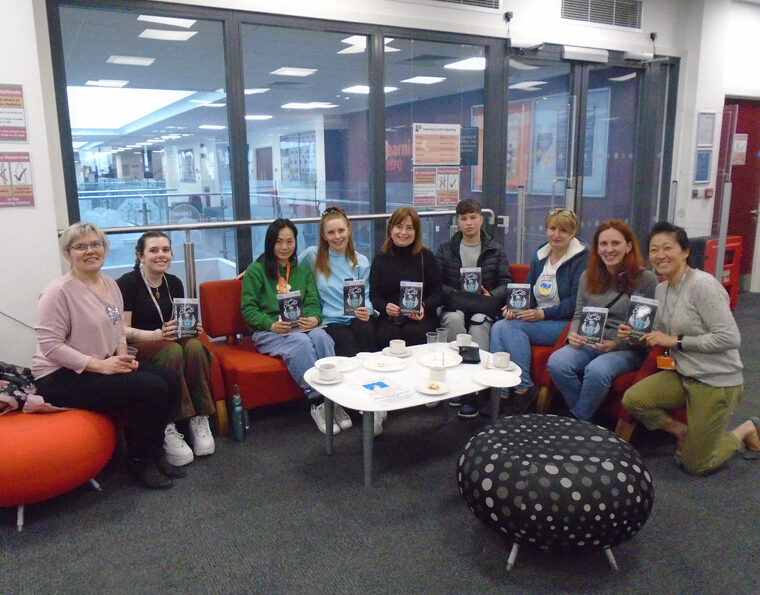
top-left (315, 206), bottom-right (358, 279)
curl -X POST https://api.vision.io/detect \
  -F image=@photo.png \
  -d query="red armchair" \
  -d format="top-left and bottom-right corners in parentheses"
top-left (199, 279), bottom-right (303, 435)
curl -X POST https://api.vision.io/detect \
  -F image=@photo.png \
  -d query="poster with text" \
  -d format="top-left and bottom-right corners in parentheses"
top-left (507, 101), bottom-right (533, 190)
top-left (582, 88), bottom-right (610, 197)
top-left (470, 106), bottom-right (483, 192)
top-left (413, 167), bottom-right (436, 206)
top-left (0, 152), bottom-right (34, 207)
top-left (530, 94), bottom-right (568, 195)
top-left (413, 123), bottom-right (460, 166)
top-left (436, 167), bottom-right (460, 206)
top-left (0, 84), bottom-right (27, 142)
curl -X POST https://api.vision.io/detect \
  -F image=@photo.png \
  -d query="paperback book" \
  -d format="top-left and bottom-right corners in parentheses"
top-left (579, 306), bottom-right (608, 344)
top-left (399, 281), bottom-right (423, 316)
top-left (625, 294), bottom-right (659, 339)
top-left (460, 267), bottom-right (482, 293)
top-left (343, 279), bottom-right (366, 315)
top-left (505, 283), bottom-right (531, 314)
top-left (277, 290), bottom-right (304, 329)
top-left (360, 377), bottom-right (414, 406)
top-left (173, 298), bottom-right (200, 339)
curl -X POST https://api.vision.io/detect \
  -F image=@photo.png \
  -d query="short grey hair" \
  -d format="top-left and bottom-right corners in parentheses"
top-left (60, 222), bottom-right (110, 255)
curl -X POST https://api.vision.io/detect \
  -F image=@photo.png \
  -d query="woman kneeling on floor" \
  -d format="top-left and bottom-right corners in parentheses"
top-left (621, 221), bottom-right (759, 475)
top-left (241, 218), bottom-right (343, 435)
top-left (33, 223), bottom-right (184, 489)
top-left (117, 231), bottom-right (216, 467)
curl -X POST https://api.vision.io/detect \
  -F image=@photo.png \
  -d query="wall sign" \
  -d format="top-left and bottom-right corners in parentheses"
top-left (0, 152), bottom-right (34, 207)
top-left (0, 84), bottom-right (27, 142)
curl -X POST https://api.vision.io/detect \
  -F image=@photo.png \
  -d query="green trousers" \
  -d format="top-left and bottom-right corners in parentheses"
top-left (622, 370), bottom-right (743, 476)
top-left (134, 338), bottom-right (215, 421)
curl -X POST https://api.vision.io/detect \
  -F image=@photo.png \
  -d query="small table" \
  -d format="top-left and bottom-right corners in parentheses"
top-left (304, 344), bottom-right (520, 486)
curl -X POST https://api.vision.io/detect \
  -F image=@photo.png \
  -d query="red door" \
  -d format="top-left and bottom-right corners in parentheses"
top-left (723, 99), bottom-right (760, 276)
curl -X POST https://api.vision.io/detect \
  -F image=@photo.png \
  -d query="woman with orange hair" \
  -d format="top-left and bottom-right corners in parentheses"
top-left (547, 219), bottom-right (657, 421)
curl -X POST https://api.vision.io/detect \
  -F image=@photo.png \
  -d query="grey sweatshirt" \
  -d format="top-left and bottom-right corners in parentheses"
top-left (570, 269), bottom-right (658, 350)
top-left (652, 268), bottom-right (743, 387)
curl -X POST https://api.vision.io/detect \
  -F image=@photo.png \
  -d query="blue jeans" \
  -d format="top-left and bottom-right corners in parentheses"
top-left (490, 318), bottom-right (568, 388)
top-left (253, 328), bottom-right (335, 399)
top-left (547, 345), bottom-right (646, 421)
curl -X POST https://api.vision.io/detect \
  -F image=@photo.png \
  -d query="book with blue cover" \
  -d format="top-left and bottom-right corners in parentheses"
top-left (399, 281), bottom-right (423, 316)
top-left (506, 283), bottom-right (531, 314)
top-left (173, 298), bottom-right (200, 338)
top-left (579, 306), bottom-right (608, 344)
top-left (343, 279), bottom-right (365, 315)
top-left (460, 267), bottom-right (482, 293)
top-left (625, 294), bottom-right (659, 339)
top-left (277, 290), bottom-right (304, 329)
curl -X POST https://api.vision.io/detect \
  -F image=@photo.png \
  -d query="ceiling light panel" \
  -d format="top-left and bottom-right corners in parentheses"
top-left (106, 55), bottom-right (155, 66)
top-left (444, 57), bottom-right (486, 71)
top-left (137, 15), bottom-right (196, 28)
top-left (199, 124), bottom-right (226, 130)
top-left (85, 79), bottom-right (129, 88)
top-left (245, 115), bottom-right (273, 120)
top-left (139, 29), bottom-right (198, 41)
top-left (281, 102), bottom-right (337, 110)
top-left (341, 85), bottom-right (398, 94)
top-left (400, 76), bottom-right (446, 85)
top-left (244, 88), bottom-right (269, 95)
top-left (270, 67), bottom-right (317, 77)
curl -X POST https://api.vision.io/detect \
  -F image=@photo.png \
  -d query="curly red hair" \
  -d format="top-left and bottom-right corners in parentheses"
top-left (586, 219), bottom-right (646, 295)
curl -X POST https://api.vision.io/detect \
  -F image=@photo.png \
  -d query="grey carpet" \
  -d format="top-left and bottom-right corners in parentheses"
top-left (2, 294), bottom-right (759, 594)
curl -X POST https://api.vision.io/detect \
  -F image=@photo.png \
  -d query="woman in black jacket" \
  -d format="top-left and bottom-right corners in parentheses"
top-left (370, 207), bottom-right (443, 349)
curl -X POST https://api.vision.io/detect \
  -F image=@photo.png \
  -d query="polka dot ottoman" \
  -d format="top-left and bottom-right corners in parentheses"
top-left (457, 414), bottom-right (654, 571)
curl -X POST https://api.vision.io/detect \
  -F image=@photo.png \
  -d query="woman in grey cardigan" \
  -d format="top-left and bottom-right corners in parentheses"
top-left (547, 220), bottom-right (657, 421)
top-left (622, 222), bottom-right (759, 475)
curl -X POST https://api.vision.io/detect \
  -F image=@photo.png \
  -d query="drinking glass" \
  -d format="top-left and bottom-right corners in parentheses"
top-left (436, 327), bottom-right (448, 350)
top-left (426, 331), bottom-right (438, 351)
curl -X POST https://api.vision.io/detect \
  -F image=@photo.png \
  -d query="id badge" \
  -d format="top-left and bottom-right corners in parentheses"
top-left (657, 353), bottom-right (676, 370)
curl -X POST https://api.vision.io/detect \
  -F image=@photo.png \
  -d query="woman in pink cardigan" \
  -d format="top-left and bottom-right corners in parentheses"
top-left (32, 222), bottom-right (184, 489)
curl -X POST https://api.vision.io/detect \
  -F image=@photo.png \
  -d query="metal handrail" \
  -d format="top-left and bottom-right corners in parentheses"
top-left (62, 208), bottom-right (495, 298)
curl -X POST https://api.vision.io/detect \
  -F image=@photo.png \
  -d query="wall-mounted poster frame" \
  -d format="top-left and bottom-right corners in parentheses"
top-left (530, 93), bottom-right (569, 195)
top-left (178, 148), bottom-right (195, 183)
top-left (581, 87), bottom-right (610, 197)
top-left (694, 148), bottom-right (711, 183)
top-left (470, 105), bottom-right (483, 192)
top-left (280, 131), bottom-right (316, 187)
top-left (696, 111), bottom-right (716, 147)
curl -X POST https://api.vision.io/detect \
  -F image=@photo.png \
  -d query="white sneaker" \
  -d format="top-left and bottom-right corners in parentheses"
top-left (311, 403), bottom-right (340, 435)
top-left (188, 415), bottom-right (215, 456)
top-left (163, 423), bottom-right (194, 466)
top-left (333, 404), bottom-right (353, 430)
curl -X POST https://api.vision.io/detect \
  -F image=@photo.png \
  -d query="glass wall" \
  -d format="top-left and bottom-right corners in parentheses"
top-left (240, 24), bottom-right (371, 258)
top-left (58, 5), bottom-right (235, 281)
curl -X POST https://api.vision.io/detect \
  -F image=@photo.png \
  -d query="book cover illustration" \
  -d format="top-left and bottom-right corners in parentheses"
top-left (277, 290), bottom-right (304, 329)
top-left (360, 377), bottom-right (414, 406)
top-left (506, 283), bottom-right (531, 314)
top-left (460, 267), bottom-right (482, 293)
top-left (173, 298), bottom-right (200, 339)
top-left (625, 295), bottom-right (659, 339)
top-left (579, 306), bottom-right (608, 344)
top-left (399, 281), bottom-right (423, 316)
top-left (343, 279), bottom-right (365, 315)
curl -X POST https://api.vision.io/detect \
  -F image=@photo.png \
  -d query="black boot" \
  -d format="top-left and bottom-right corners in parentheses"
top-left (156, 454), bottom-right (187, 479)
top-left (128, 458), bottom-right (173, 489)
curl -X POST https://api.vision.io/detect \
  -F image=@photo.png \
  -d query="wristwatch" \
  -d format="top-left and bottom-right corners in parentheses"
top-left (677, 334), bottom-right (684, 351)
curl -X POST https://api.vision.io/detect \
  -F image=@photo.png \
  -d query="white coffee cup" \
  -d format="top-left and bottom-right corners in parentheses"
top-left (317, 362), bottom-right (338, 381)
top-left (493, 352), bottom-right (511, 369)
top-left (456, 333), bottom-right (472, 347)
top-left (429, 366), bottom-right (447, 382)
top-left (389, 339), bottom-right (406, 355)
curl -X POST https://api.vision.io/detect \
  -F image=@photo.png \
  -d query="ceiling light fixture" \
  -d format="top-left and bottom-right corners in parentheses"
top-left (137, 15), bottom-right (196, 28)
top-left (139, 29), bottom-right (197, 42)
top-left (245, 115), bottom-right (273, 120)
top-left (609, 73), bottom-right (637, 82)
top-left (106, 55), bottom-right (155, 67)
top-left (443, 57), bottom-right (486, 71)
top-left (85, 79), bottom-right (129, 88)
top-left (199, 124), bottom-right (226, 129)
top-left (400, 76), bottom-right (446, 85)
top-left (509, 80), bottom-right (547, 90)
top-left (244, 88), bottom-right (269, 95)
top-left (341, 85), bottom-right (398, 94)
top-left (270, 67), bottom-right (317, 77)
top-left (281, 102), bottom-right (337, 110)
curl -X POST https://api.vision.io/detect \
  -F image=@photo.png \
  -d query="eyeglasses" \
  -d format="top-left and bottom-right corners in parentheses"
top-left (322, 206), bottom-right (345, 216)
top-left (70, 241), bottom-right (105, 252)
top-left (548, 208), bottom-right (575, 217)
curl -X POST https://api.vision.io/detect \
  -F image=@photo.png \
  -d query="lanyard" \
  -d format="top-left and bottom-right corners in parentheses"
top-left (141, 269), bottom-right (173, 324)
top-left (277, 261), bottom-right (291, 293)
top-left (661, 267), bottom-right (691, 336)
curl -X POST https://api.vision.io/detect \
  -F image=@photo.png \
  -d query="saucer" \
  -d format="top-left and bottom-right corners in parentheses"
top-left (315, 356), bottom-right (359, 373)
top-left (418, 351), bottom-right (463, 368)
top-left (362, 356), bottom-right (408, 372)
top-left (472, 369), bottom-right (520, 388)
top-left (449, 340), bottom-right (478, 350)
top-left (488, 361), bottom-right (520, 375)
top-left (381, 346), bottom-right (413, 358)
top-left (306, 368), bottom-right (344, 385)
top-left (416, 381), bottom-right (449, 396)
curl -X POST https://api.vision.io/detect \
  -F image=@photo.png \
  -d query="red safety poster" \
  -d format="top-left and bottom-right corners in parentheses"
top-left (0, 84), bottom-right (27, 142)
top-left (0, 152), bottom-right (34, 207)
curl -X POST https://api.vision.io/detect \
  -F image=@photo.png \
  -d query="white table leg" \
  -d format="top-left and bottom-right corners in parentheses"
top-left (490, 387), bottom-right (501, 423)
top-left (604, 546), bottom-right (619, 571)
top-left (324, 398), bottom-right (334, 455)
top-left (363, 412), bottom-right (374, 486)
top-left (506, 542), bottom-right (519, 570)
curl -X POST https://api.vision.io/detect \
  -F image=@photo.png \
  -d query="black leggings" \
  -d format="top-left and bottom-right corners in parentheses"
top-left (326, 318), bottom-right (377, 356)
top-left (35, 361), bottom-right (180, 459)
top-left (375, 315), bottom-right (439, 349)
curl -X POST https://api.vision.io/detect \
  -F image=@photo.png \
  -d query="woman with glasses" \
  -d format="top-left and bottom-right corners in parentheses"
top-left (117, 231), bottom-right (216, 469)
top-left (546, 219), bottom-right (657, 421)
top-left (490, 208), bottom-right (588, 414)
top-left (241, 218), bottom-right (346, 436)
top-left (370, 207), bottom-right (443, 349)
top-left (621, 222), bottom-right (756, 475)
top-left (32, 223), bottom-right (184, 489)
top-left (300, 206), bottom-right (375, 358)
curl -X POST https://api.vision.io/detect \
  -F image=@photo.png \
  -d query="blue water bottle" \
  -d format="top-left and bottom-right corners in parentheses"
top-left (231, 384), bottom-right (247, 442)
